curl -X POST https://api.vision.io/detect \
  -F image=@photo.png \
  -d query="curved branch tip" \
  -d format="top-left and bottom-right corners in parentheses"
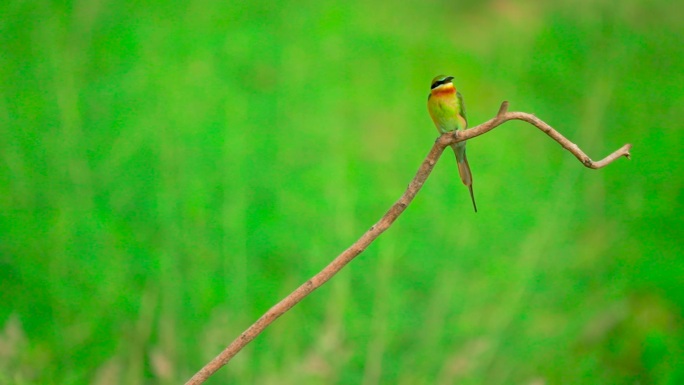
top-left (497, 101), bottom-right (509, 116)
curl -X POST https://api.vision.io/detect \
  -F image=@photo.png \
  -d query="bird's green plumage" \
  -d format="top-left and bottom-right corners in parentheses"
top-left (427, 75), bottom-right (477, 212)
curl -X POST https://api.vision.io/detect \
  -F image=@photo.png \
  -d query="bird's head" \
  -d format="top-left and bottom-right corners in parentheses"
top-left (430, 75), bottom-right (455, 95)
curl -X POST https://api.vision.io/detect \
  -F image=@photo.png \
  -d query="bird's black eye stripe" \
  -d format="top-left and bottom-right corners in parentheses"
top-left (430, 76), bottom-right (454, 89)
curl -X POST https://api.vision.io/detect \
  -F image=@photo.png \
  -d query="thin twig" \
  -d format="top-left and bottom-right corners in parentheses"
top-left (185, 101), bottom-right (631, 385)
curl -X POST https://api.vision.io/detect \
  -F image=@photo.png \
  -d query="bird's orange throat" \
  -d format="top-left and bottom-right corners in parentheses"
top-left (431, 83), bottom-right (456, 97)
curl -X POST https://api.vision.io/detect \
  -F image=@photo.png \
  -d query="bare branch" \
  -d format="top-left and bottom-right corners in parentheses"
top-left (444, 102), bottom-right (632, 168)
top-left (185, 103), bottom-right (631, 385)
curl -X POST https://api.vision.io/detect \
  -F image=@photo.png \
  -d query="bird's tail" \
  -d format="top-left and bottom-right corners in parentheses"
top-left (451, 143), bottom-right (477, 213)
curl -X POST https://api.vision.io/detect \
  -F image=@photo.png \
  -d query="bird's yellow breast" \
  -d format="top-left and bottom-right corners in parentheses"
top-left (427, 84), bottom-right (464, 133)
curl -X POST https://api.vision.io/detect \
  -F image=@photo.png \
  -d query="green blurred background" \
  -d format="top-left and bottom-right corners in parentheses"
top-left (1, 0), bottom-right (683, 384)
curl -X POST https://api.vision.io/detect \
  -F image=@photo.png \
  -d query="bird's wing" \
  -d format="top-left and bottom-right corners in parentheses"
top-left (457, 91), bottom-right (467, 125)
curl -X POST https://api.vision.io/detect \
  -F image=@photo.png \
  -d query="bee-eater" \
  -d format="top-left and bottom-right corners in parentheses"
top-left (427, 75), bottom-right (477, 212)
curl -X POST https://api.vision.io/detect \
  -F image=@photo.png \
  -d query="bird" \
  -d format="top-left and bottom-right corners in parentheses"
top-left (427, 75), bottom-right (477, 212)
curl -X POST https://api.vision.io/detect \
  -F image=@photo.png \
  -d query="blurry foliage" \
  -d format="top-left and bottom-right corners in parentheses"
top-left (0, 0), bottom-right (682, 384)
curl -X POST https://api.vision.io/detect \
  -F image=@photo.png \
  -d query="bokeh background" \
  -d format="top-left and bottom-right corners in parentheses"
top-left (1, 0), bottom-right (683, 384)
